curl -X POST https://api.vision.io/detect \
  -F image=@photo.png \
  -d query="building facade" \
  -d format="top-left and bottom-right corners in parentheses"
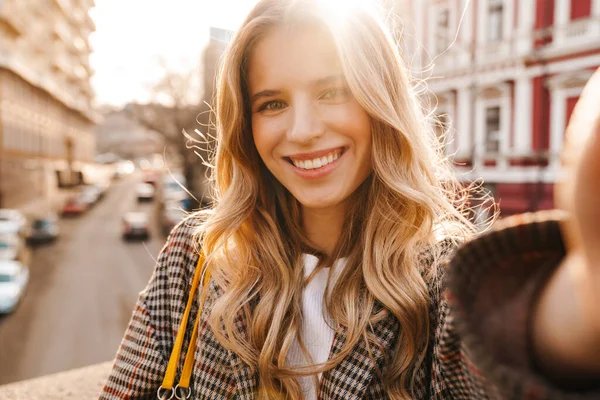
top-left (388, 0), bottom-right (600, 215)
top-left (0, 0), bottom-right (98, 210)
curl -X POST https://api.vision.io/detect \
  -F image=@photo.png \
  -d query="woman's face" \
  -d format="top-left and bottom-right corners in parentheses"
top-left (248, 26), bottom-right (373, 213)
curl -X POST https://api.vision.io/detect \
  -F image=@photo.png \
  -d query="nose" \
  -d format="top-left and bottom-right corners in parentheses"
top-left (287, 100), bottom-right (325, 143)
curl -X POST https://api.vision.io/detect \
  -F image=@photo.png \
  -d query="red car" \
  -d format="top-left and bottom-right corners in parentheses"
top-left (143, 171), bottom-right (159, 186)
top-left (62, 196), bottom-right (87, 216)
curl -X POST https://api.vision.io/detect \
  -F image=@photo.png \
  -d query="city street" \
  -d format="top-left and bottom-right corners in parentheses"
top-left (0, 174), bottom-right (165, 385)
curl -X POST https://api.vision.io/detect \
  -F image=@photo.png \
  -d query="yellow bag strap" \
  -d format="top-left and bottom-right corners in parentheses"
top-left (158, 253), bottom-right (211, 400)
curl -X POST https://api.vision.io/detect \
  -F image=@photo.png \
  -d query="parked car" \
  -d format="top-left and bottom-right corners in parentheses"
top-left (122, 212), bottom-right (150, 241)
top-left (143, 170), bottom-right (159, 186)
top-left (0, 259), bottom-right (29, 314)
top-left (136, 183), bottom-right (155, 202)
top-left (0, 209), bottom-right (27, 235)
top-left (0, 234), bottom-right (21, 260)
top-left (62, 196), bottom-right (87, 216)
top-left (26, 213), bottom-right (59, 244)
top-left (79, 186), bottom-right (101, 207)
top-left (160, 202), bottom-right (187, 235)
top-left (93, 181), bottom-right (110, 199)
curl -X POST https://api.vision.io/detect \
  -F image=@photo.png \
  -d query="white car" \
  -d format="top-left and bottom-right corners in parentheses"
top-left (162, 173), bottom-right (188, 201)
top-left (79, 186), bottom-right (101, 207)
top-left (0, 260), bottom-right (29, 314)
top-left (0, 234), bottom-right (21, 260)
top-left (136, 183), bottom-right (155, 202)
top-left (122, 212), bottom-right (150, 241)
top-left (0, 209), bottom-right (27, 235)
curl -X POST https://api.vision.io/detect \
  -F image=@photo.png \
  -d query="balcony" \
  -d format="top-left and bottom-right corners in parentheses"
top-left (552, 17), bottom-right (600, 51)
top-left (52, 0), bottom-right (71, 15)
top-left (52, 21), bottom-right (72, 44)
top-left (51, 54), bottom-right (76, 85)
top-left (476, 39), bottom-right (513, 65)
top-left (0, 5), bottom-right (25, 38)
top-left (72, 7), bottom-right (87, 26)
top-left (73, 64), bottom-right (88, 80)
top-left (431, 46), bottom-right (471, 75)
top-left (565, 18), bottom-right (590, 38)
top-left (68, 34), bottom-right (89, 57)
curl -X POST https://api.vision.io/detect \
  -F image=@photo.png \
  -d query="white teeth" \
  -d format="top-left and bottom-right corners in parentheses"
top-left (290, 150), bottom-right (342, 170)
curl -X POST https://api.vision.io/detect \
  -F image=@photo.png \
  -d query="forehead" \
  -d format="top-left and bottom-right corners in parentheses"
top-left (247, 26), bottom-right (343, 92)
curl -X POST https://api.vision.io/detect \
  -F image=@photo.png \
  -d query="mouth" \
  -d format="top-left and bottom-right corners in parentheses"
top-left (284, 147), bottom-right (346, 171)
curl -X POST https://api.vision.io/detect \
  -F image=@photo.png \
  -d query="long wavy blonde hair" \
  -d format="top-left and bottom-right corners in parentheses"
top-left (196, 0), bottom-right (478, 398)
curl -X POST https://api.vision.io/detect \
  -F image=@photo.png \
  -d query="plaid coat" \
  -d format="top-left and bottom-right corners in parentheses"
top-left (100, 212), bottom-right (600, 399)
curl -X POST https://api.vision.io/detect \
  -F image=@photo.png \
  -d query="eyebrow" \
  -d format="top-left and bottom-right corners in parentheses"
top-left (250, 89), bottom-right (282, 105)
top-left (312, 74), bottom-right (344, 87)
top-left (250, 75), bottom-right (345, 105)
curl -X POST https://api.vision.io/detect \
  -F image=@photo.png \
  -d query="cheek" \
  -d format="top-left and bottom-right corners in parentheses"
top-left (326, 105), bottom-right (372, 149)
top-left (252, 119), bottom-right (279, 165)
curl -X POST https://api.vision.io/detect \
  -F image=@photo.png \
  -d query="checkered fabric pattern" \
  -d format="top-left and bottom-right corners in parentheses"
top-left (100, 212), bottom-right (600, 399)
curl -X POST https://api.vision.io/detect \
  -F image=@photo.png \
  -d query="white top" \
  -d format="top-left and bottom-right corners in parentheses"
top-left (286, 254), bottom-right (345, 399)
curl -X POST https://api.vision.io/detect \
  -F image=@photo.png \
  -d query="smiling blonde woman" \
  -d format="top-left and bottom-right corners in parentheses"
top-left (101, 1), bottom-right (600, 399)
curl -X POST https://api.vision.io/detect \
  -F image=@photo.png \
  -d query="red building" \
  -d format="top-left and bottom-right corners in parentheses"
top-left (392, 0), bottom-right (600, 215)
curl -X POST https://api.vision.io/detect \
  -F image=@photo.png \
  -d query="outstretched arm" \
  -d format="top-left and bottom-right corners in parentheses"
top-left (532, 67), bottom-right (600, 387)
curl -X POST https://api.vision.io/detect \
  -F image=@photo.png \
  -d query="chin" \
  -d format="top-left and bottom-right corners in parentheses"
top-left (293, 192), bottom-right (345, 210)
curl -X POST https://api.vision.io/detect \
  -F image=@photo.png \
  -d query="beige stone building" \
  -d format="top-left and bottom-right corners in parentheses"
top-left (0, 0), bottom-right (98, 210)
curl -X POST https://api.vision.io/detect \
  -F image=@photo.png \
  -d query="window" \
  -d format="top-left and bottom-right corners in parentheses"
top-left (485, 106), bottom-right (501, 153)
top-left (435, 9), bottom-right (451, 54)
top-left (488, 0), bottom-right (504, 42)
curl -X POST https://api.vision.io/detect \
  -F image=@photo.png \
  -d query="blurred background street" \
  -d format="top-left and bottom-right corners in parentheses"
top-left (0, 171), bottom-right (163, 384)
top-left (0, 0), bottom-right (599, 392)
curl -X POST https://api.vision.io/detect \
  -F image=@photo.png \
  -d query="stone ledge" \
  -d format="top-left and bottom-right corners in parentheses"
top-left (0, 362), bottom-right (112, 400)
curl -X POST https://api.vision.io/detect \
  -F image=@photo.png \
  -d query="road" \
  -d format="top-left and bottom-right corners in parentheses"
top-left (0, 174), bottom-right (166, 385)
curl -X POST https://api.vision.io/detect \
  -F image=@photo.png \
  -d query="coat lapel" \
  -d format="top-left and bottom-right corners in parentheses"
top-left (194, 282), bottom-right (402, 399)
top-left (192, 279), bottom-right (260, 399)
top-left (193, 280), bottom-right (242, 399)
top-left (318, 302), bottom-right (400, 399)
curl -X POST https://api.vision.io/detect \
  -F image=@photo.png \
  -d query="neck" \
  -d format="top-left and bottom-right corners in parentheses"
top-left (302, 204), bottom-right (346, 256)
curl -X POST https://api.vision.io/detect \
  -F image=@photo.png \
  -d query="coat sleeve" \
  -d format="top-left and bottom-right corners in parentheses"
top-left (432, 211), bottom-right (600, 399)
top-left (99, 217), bottom-right (201, 400)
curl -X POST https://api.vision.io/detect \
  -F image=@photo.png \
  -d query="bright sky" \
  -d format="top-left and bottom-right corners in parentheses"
top-left (89, 0), bottom-right (259, 107)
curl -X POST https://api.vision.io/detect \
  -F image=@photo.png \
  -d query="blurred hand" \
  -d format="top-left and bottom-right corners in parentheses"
top-left (538, 67), bottom-right (600, 380)
top-left (554, 67), bottom-right (600, 333)
top-left (556, 68), bottom-right (600, 259)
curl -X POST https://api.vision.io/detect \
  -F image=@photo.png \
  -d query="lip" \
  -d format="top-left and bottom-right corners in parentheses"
top-left (285, 147), bottom-right (346, 180)
top-left (285, 146), bottom-right (345, 161)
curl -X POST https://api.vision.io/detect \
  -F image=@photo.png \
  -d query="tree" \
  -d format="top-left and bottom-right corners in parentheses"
top-left (127, 63), bottom-right (214, 208)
